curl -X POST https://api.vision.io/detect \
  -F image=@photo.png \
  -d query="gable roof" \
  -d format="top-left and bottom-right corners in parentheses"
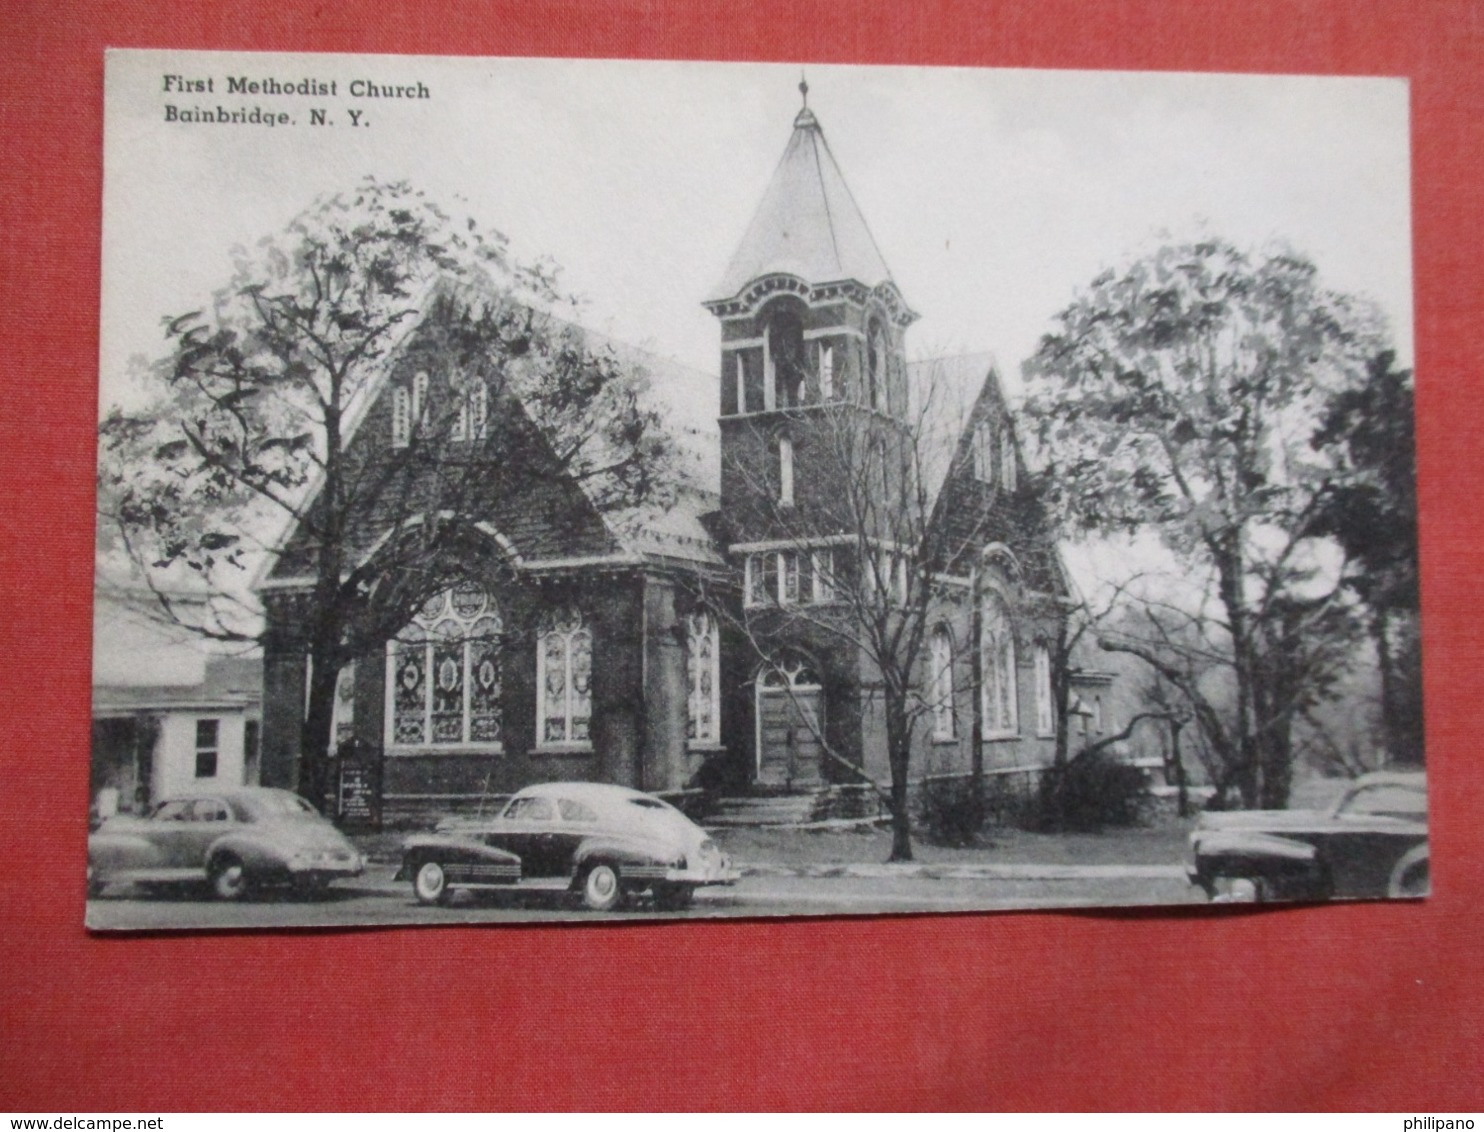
top-left (708, 106), bottom-right (896, 302)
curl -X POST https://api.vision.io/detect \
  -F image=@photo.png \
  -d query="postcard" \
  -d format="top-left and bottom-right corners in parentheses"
top-left (90, 49), bottom-right (1423, 929)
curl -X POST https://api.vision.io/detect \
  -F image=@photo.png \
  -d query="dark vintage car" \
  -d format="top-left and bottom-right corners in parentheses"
top-left (88, 787), bottom-right (366, 900)
top-left (1187, 771), bottom-right (1428, 903)
top-left (397, 781), bottom-right (739, 911)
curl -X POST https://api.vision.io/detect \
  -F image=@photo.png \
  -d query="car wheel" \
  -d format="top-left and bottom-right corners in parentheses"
top-left (209, 853), bottom-right (249, 901)
top-left (581, 863), bottom-right (623, 912)
top-left (653, 883), bottom-right (694, 912)
top-left (1389, 849), bottom-right (1429, 899)
top-left (413, 861), bottom-right (451, 906)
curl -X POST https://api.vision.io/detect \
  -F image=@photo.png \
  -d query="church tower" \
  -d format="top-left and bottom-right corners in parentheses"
top-left (704, 83), bottom-right (920, 789)
top-left (703, 82), bottom-right (919, 554)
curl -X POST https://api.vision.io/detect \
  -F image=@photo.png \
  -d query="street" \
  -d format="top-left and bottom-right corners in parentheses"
top-left (86, 864), bottom-right (1203, 930)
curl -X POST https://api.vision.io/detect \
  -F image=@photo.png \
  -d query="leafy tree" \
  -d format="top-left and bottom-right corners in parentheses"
top-left (1024, 239), bottom-right (1388, 808)
top-left (99, 178), bottom-right (674, 805)
top-left (1311, 350), bottom-right (1423, 764)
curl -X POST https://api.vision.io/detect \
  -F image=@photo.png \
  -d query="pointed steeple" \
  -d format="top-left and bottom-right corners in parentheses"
top-left (708, 90), bottom-right (897, 303)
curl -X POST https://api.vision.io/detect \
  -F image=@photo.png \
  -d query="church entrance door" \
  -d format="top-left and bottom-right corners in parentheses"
top-left (755, 656), bottom-right (824, 789)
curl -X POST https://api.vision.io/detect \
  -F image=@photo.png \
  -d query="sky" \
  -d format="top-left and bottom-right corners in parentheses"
top-left (102, 51), bottom-right (1413, 410)
top-left (96, 51), bottom-right (1414, 681)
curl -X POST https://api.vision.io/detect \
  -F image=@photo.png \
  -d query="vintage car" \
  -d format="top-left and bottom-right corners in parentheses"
top-left (1187, 771), bottom-right (1428, 903)
top-left (88, 787), bottom-right (366, 900)
top-left (397, 781), bottom-right (739, 911)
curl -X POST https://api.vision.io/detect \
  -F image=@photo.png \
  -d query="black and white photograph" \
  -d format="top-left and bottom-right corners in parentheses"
top-left (90, 49), bottom-right (1424, 930)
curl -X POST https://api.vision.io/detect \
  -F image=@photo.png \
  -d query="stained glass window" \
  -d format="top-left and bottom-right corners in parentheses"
top-left (982, 593), bottom-right (1018, 736)
top-left (686, 611), bottom-right (720, 744)
top-left (386, 585), bottom-right (503, 749)
top-left (537, 608), bottom-right (592, 747)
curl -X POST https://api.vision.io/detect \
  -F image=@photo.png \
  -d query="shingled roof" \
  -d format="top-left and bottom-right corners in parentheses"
top-left (708, 102), bottom-right (896, 302)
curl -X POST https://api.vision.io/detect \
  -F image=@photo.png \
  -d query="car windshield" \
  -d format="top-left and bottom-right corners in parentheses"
top-left (1337, 783), bottom-right (1427, 819)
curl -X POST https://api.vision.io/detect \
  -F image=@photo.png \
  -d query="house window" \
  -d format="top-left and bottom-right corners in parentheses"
top-left (685, 611), bottom-right (721, 745)
top-left (537, 607), bottom-right (592, 747)
top-left (819, 344), bottom-right (834, 399)
top-left (982, 594), bottom-right (1018, 736)
top-left (1034, 644), bottom-right (1054, 737)
top-left (972, 422), bottom-right (994, 483)
top-left (930, 626), bottom-right (956, 741)
top-left (1093, 695), bottom-right (1104, 733)
top-left (736, 353), bottom-right (747, 414)
top-left (1000, 422), bottom-right (1017, 491)
top-left (194, 719), bottom-right (219, 778)
top-left (778, 435), bottom-right (794, 506)
top-left (387, 582), bottom-right (503, 749)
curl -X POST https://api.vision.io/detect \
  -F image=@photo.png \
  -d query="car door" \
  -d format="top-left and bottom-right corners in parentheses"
top-left (487, 795), bottom-right (558, 878)
top-left (145, 798), bottom-right (202, 869)
top-left (552, 796), bottom-right (601, 877)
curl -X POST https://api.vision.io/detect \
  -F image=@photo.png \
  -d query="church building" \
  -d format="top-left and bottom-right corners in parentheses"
top-left (255, 89), bottom-right (1074, 824)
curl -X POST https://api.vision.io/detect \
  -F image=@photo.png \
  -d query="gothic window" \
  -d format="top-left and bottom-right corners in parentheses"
top-left (866, 323), bottom-right (885, 410)
top-left (777, 434), bottom-right (794, 506)
top-left (1034, 643), bottom-right (1055, 737)
top-left (982, 592), bottom-right (1018, 737)
top-left (779, 551), bottom-right (801, 605)
top-left (685, 611), bottom-right (721, 744)
top-left (999, 422), bottom-right (1017, 490)
top-left (392, 387), bottom-right (411, 448)
top-left (451, 378), bottom-right (489, 443)
top-left (764, 303), bottom-right (806, 409)
top-left (1093, 695), bottom-right (1104, 733)
top-left (330, 662), bottom-right (355, 754)
top-left (930, 626), bottom-right (956, 741)
top-left (972, 421), bottom-right (994, 483)
top-left (413, 371), bottom-right (429, 423)
top-left (811, 548), bottom-right (837, 603)
top-left (386, 582), bottom-right (503, 749)
top-left (537, 607), bottom-right (592, 747)
top-left (745, 554), bottom-right (770, 607)
top-left (819, 344), bottom-right (834, 399)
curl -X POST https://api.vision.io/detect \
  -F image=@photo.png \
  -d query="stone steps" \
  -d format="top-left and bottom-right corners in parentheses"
top-left (706, 784), bottom-right (885, 827)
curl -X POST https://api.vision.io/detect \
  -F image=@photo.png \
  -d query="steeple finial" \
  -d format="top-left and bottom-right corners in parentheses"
top-left (793, 73), bottom-right (816, 128)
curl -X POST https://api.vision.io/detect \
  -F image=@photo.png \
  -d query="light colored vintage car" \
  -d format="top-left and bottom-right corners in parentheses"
top-left (1187, 770), bottom-right (1428, 903)
top-left (397, 781), bottom-right (739, 911)
top-left (88, 787), bottom-right (366, 900)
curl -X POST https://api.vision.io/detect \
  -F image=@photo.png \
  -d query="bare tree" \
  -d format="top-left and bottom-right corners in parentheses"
top-left (701, 358), bottom-right (1056, 860)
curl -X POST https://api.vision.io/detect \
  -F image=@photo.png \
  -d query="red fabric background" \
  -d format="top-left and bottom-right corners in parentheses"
top-left (2, 0), bottom-right (1481, 1112)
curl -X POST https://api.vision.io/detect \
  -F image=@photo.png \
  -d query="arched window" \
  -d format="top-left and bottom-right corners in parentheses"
top-left (735, 353), bottom-right (747, 414)
top-left (777, 434), bottom-right (794, 506)
top-left (387, 581), bottom-right (503, 749)
top-left (1033, 643), bottom-right (1054, 737)
top-left (763, 303), bottom-right (806, 410)
top-left (685, 611), bottom-right (721, 744)
top-left (866, 323), bottom-right (887, 410)
top-left (537, 607), bottom-right (592, 747)
top-left (982, 593), bottom-right (1018, 737)
top-left (999, 422), bottom-right (1017, 490)
top-left (392, 387), bottom-right (411, 448)
top-left (930, 626), bottom-right (956, 741)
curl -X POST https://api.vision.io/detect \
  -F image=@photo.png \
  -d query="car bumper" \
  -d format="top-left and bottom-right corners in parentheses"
top-left (287, 853), bottom-right (365, 879)
top-left (664, 865), bottom-right (741, 886)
